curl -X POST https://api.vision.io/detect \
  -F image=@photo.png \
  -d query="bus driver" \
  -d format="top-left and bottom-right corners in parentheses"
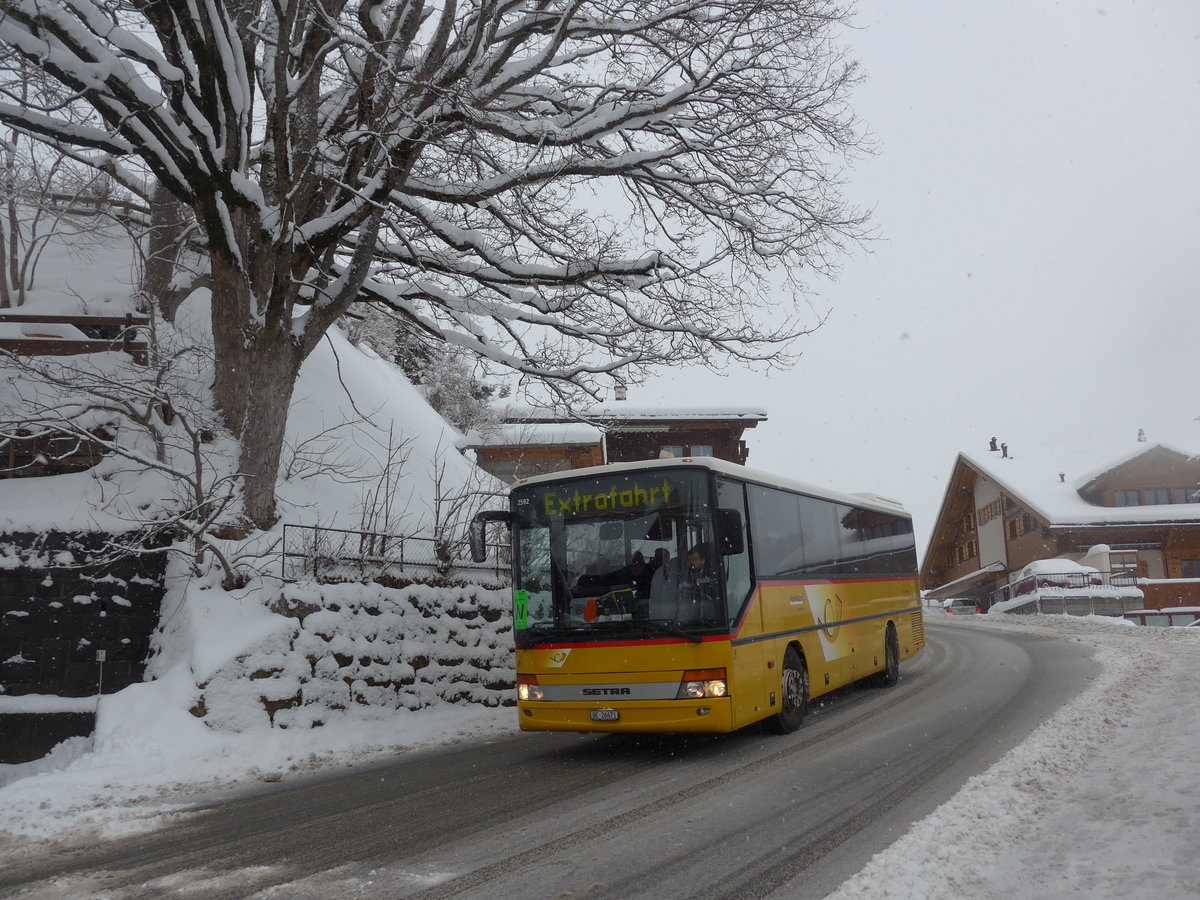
top-left (649, 543), bottom-right (720, 622)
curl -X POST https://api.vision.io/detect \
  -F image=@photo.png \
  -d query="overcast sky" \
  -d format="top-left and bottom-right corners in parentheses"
top-left (642, 0), bottom-right (1200, 549)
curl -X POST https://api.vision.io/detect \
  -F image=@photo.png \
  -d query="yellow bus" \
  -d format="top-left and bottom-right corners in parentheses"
top-left (470, 457), bottom-right (923, 734)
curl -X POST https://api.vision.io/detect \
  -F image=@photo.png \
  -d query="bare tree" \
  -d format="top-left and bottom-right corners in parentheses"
top-left (356, 422), bottom-right (416, 537)
top-left (426, 435), bottom-right (503, 573)
top-left (0, 1), bottom-right (866, 530)
top-left (0, 340), bottom-right (246, 587)
top-left (0, 53), bottom-right (131, 308)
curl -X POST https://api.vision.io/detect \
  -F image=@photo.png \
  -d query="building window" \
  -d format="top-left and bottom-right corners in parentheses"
top-left (689, 445), bottom-right (714, 457)
top-left (1022, 513), bottom-right (1036, 533)
top-left (1172, 488), bottom-right (1199, 504)
top-left (1144, 488), bottom-right (1170, 505)
top-left (1182, 560), bottom-right (1200, 579)
top-left (1113, 490), bottom-right (1140, 507)
top-left (977, 499), bottom-right (1002, 525)
top-left (1007, 519), bottom-right (1018, 541)
top-left (659, 445), bottom-right (684, 459)
top-left (1110, 550), bottom-right (1138, 573)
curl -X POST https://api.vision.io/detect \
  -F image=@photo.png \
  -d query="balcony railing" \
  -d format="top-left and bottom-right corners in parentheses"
top-left (0, 312), bottom-right (149, 364)
top-left (989, 570), bottom-right (1141, 607)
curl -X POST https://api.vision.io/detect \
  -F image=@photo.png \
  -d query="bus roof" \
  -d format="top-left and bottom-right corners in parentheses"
top-left (510, 456), bottom-right (912, 519)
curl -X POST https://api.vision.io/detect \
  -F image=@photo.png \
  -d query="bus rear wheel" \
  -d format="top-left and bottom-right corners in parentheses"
top-left (764, 647), bottom-right (808, 734)
top-left (872, 624), bottom-right (900, 687)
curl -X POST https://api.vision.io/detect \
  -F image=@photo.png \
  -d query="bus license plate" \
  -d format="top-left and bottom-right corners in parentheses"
top-left (591, 708), bottom-right (620, 722)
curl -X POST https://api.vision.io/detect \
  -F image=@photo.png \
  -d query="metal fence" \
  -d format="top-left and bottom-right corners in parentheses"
top-left (988, 570), bottom-right (1140, 607)
top-left (281, 523), bottom-right (510, 586)
top-left (1001, 594), bottom-right (1144, 617)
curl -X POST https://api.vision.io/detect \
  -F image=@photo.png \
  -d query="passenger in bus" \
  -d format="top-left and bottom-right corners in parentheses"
top-left (574, 556), bottom-right (613, 595)
top-left (626, 551), bottom-right (654, 598)
top-left (648, 552), bottom-right (684, 618)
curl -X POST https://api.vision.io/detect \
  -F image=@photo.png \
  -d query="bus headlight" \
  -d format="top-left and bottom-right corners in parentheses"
top-left (517, 675), bottom-right (544, 701)
top-left (677, 668), bottom-right (727, 700)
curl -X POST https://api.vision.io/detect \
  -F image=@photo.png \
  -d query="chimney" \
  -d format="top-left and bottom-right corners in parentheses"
top-left (989, 436), bottom-right (998, 451)
top-left (1059, 472), bottom-right (1066, 483)
top-left (1137, 428), bottom-right (1146, 442)
top-left (1001, 443), bottom-right (1008, 459)
top-left (614, 378), bottom-right (627, 401)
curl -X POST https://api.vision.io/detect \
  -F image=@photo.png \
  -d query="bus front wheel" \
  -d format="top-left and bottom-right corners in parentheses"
top-left (764, 647), bottom-right (808, 734)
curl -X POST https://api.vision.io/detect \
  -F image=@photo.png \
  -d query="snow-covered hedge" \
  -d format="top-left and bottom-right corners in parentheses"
top-left (195, 581), bottom-right (515, 731)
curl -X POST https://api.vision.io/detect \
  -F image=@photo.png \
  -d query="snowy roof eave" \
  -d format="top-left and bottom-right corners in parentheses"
top-left (461, 422), bottom-right (603, 448)
top-left (925, 561), bottom-right (1006, 600)
top-left (499, 402), bottom-right (767, 425)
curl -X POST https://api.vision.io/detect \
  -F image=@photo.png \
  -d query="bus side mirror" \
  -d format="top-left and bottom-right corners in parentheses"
top-left (716, 508), bottom-right (744, 556)
top-left (470, 509), bottom-right (511, 562)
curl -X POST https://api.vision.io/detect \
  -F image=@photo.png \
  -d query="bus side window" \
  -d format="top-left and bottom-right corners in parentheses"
top-left (717, 479), bottom-right (752, 622)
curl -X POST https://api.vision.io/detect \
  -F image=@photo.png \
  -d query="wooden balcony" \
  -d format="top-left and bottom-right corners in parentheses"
top-left (0, 312), bottom-right (149, 365)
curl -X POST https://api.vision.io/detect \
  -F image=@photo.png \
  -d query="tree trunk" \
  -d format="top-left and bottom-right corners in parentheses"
top-left (209, 258), bottom-right (305, 531)
top-left (144, 183), bottom-right (190, 322)
top-left (0, 216), bottom-right (9, 309)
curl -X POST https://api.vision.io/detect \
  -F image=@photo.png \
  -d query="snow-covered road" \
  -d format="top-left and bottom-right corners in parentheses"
top-left (2, 613), bottom-right (1197, 899)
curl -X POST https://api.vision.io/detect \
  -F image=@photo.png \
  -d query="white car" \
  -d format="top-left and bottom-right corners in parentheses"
top-left (943, 599), bottom-right (980, 615)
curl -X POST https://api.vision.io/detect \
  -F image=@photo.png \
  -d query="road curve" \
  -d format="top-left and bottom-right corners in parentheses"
top-left (0, 620), bottom-right (1094, 900)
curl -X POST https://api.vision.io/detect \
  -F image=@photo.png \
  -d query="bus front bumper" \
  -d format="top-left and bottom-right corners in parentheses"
top-left (517, 698), bottom-right (734, 733)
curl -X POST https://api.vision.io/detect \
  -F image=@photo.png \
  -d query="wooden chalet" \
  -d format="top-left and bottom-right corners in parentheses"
top-left (921, 437), bottom-right (1200, 611)
top-left (463, 401), bottom-right (767, 484)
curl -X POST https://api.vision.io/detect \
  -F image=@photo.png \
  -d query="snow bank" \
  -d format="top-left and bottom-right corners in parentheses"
top-left (0, 566), bottom-right (516, 842)
top-left (827, 615), bottom-right (1200, 899)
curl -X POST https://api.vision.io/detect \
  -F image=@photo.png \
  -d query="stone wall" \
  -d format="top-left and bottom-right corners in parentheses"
top-left (197, 581), bottom-right (515, 731)
top-left (0, 531), bottom-right (168, 763)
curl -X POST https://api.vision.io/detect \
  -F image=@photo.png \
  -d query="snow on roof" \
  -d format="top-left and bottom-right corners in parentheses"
top-left (1018, 558), bottom-right (1099, 578)
top-left (498, 402), bottom-right (767, 424)
top-left (462, 422), bottom-right (602, 447)
top-left (962, 437), bottom-right (1200, 527)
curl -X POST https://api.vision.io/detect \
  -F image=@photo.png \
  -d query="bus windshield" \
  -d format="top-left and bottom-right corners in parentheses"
top-left (510, 468), bottom-right (723, 646)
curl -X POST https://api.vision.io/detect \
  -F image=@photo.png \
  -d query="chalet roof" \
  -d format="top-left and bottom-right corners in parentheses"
top-left (959, 439), bottom-right (1200, 527)
top-left (460, 422), bottom-right (602, 448)
top-left (498, 402), bottom-right (767, 425)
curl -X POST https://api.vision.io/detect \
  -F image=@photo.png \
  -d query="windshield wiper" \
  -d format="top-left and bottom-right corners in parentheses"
top-left (643, 621), bottom-right (703, 643)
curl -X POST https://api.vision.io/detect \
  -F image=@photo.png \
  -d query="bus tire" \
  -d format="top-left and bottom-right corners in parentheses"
top-left (764, 646), bottom-right (808, 734)
top-left (872, 624), bottom-right (900, 688)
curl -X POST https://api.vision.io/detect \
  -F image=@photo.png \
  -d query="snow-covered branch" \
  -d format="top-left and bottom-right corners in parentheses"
top-left (2, 0), bottom-right (865, 528)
